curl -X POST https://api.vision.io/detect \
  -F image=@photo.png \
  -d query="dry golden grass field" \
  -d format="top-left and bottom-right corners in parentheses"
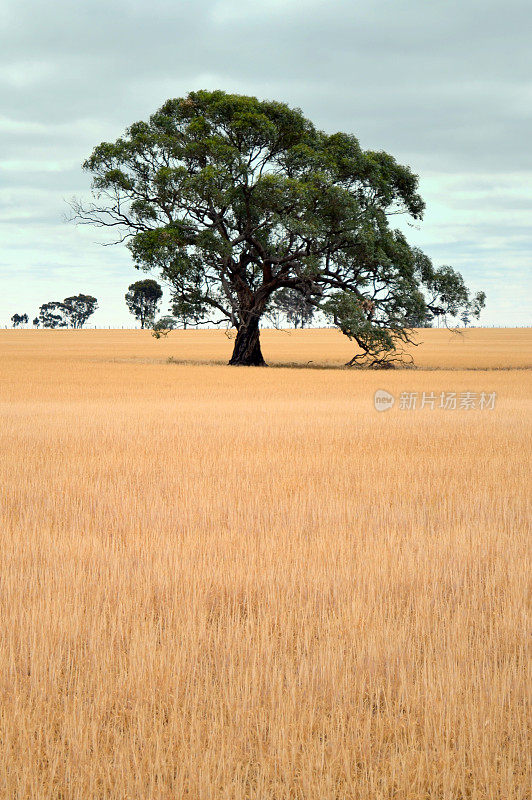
top-left (0, 328), bottom-right (530, 799)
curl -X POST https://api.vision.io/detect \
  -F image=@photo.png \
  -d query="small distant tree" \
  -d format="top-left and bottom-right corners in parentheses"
top-left (170, 263), bottom-right (208, 329)
top-left (470, 291), bottom-right (486, 322)
top-left (11, 313), bottom-right (28, 328)
top-left (272, 288), bottom-right (315, 328)
top-left (125, 279), bottom-right (162, 328)
top-left (419, 259), bottom-right (486, 328)
top-left (62, 294), bottom-right (98, 328)
top-left (151, 315), bottom-right (178, 339)
top-left (403, 294), bottom-right (434, 328)
top-left (32, 317), bottom-right (40, 328)
top-left (38, 302), bottom-right (68, 329)
top-left (172, 296), bottom-right (207, 329)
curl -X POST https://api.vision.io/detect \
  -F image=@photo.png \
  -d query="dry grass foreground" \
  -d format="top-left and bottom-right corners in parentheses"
top-left (0, 328), bottom-right (530, 799)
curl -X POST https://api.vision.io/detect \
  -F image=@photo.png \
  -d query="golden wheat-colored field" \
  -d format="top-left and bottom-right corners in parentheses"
top-left (0, 328), bottom-right (530, 799)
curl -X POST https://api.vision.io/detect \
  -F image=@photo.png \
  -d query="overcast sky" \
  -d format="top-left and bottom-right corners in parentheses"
top-left (1, 0), bottom-right (530, 327)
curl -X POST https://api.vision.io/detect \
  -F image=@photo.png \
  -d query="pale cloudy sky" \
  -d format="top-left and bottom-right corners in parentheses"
top-left (1, 0), bottom-right (530, 327)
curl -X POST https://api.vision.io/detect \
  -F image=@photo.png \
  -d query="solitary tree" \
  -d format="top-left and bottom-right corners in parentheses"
top-left (125, 279), bottom-right (162, 328)
top-left (73, 90), bottom-right (485, 366)
top-left (32, 317), bottom-right (40, 328)
top-left (38, 302), bottom-right (67, 329)
top-left (11, 313), bottom-right (29, 328)
top-left (461, 309), bottom-right (471, 327)
top-left (62, 294), bottom-right (98, 328)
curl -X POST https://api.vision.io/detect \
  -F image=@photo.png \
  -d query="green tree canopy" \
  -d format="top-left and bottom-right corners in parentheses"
top-left (125, 279), bottom-right (163, 328)
top-left (62, 294), bottom-right (98, 328)
top-left (74, 90), bottom-right (485, 366)
top-left (151, 315), bottom-right (178, 339)
top-left (38, 302), bottom-right (67, 329)
top-left (36, 296), bottom-right (98, 330)
top-left (11, 313), bottom-right (29, 328)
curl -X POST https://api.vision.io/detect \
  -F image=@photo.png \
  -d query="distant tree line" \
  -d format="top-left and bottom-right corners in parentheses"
top-left (11, 295), bottom-right (99, 329)
top-left (142, 281), bottom-right (318, 337)
top-left (9, 280), bottom-right (485, 332)
top-left (9, 283), bottom-right (339, 332)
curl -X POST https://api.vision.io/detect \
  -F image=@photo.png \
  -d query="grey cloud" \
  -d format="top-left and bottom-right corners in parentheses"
top-left (1, 1), bottom-right (530, 167)
top-left (0, 0), bottom-right (530, 326)
top-left (0, 168), bottom-right (86, 191)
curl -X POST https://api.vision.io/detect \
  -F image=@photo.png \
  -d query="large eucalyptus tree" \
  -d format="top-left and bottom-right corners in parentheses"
top-left (73, 90), bottom-right (484, 365)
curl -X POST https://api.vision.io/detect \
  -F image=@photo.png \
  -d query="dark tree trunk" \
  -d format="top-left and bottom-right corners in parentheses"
top-left (229, 315), bottom-right (267, 366)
